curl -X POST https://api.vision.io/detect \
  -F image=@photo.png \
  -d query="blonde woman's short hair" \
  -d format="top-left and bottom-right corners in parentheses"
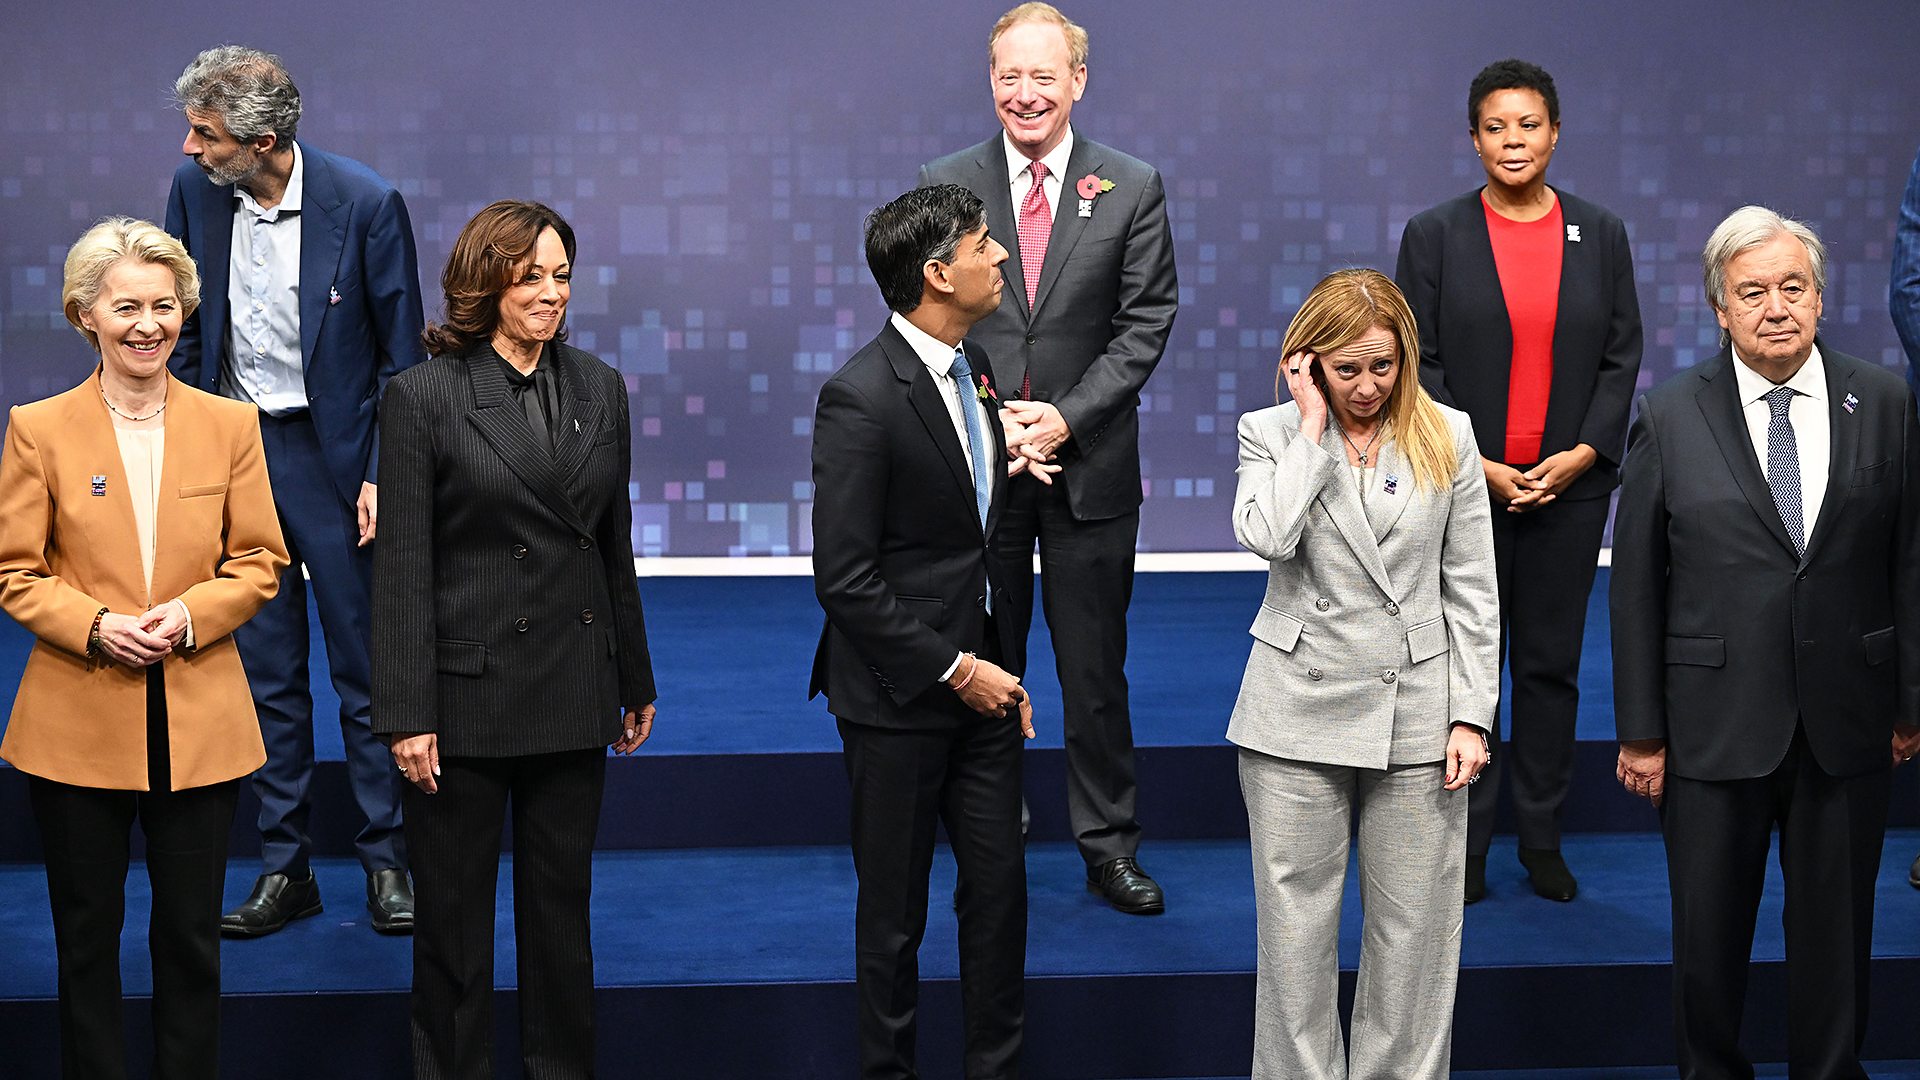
top-left (990, 3), bottom-right (1089, 70)
top-left (62, 217), bottom-right (200, 352)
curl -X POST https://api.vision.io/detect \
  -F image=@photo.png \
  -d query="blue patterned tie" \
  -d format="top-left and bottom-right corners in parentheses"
top-left (949, 346), bottom-right (992, 533)
top-left (1764, 385), bottom-right (1804, 555)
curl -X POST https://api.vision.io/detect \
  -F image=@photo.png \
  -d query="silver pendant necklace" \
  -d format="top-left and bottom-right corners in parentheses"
top-left (1339, 419), bottom-right (1384, 465)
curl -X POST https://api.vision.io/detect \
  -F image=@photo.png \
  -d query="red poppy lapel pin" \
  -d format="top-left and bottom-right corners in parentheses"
top-left (974, 374), bottom-right (999, 404)
top-left (1075, 173), bottom-right (1116, 218)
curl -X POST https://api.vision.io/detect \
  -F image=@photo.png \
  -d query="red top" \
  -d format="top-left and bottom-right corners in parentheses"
top-left (1483, 194), bottom-right (1564, 464)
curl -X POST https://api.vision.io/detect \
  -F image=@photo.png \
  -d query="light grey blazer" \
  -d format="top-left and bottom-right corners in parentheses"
top-left (1227, 401), bottom-right (1499, 770)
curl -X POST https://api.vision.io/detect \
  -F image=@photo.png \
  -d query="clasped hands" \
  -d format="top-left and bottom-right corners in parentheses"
top-left (1485, 445), bottom-right (1597, 513)
top-left (93, 601), bottom-right (190, 667)
top-left (999, 400), bottom-right (1067, 484)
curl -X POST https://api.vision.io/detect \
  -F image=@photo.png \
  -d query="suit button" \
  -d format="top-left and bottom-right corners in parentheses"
top-left (578, 536), bottom-right (592, 549)
top-left (1382, 670), bottom-right (1397, 684)
top-left (512, 545), bottom-right (528, 559)
top-left (1384, 601), bottom-right (1400, 616)
top-left (580, 609), bottom-right (595, 624)
top-left (1796, 570), bottom-right (1807, 580)
top-left (514, 617), bottom-right (529, 632)
top-left (1307, 668), bottom-right (1323, 680)
top-left (1315, 597), bottom-right (1331, 612)
top-left (1025, 333), bottom-right (1036, 345)
top-left (976, 595), bottom-right (987, 608)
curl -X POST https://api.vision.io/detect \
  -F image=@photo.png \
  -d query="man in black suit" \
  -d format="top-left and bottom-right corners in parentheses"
top-left (812, 184), bottom-right (1040, 1080)
top-left (919, 1), bottom-right (1178, 914)
top-left (1611, 205), bottom-right (1920, 1078)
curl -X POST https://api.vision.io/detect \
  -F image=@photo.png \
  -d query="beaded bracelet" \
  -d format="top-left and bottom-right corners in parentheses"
top-left (86, 606), bottom-right (108, 657)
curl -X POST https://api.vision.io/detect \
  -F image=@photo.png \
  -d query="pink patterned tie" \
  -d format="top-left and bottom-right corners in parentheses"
top-left (1016, 159), bottom-right (1051, 398)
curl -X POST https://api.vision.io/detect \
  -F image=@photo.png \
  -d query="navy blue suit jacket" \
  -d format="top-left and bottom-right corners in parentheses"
top-left (165, 143), bottom-right (427, 504)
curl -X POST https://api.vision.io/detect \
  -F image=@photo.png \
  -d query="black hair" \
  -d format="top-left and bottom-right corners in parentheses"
top-left (1468, 58), bottom-right (1560, 130)
top-left (863, 184), bottom-right (987, 314)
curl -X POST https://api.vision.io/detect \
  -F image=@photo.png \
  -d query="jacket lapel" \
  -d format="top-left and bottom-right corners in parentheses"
top-left (72, 369), bottom-right (149, 606)
top-left (548, 345), bottom-right (602, 483)
top-left (1030, 136), bottom-right (1100, 317)
top-left (1364, 436), bottom-right (1413, 541)
top-left (297, 145), bottom-right (348, 376)
top-left (197, 182), bottom-right (237, 387)
top-left (1800, 355), bottom-right (1858, 564)
top-left (150, 374), bottom-right (202, 606)
top-left (1314, 422), bottom-right (1396, 598)
top-left (977, 140), bottom-right (1029, 322)
top-left (1692, 351), bottom-right (1800, 560)
top-left (463, 351), bottom-right (594, 537)
top-left (885, 325), bottom-right (980, 528)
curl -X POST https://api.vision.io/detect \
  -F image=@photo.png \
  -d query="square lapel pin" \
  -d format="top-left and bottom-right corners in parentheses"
top-left (90, 475), bottom-right (107, 496)
top-left (1843, 392), bottom-right (1859, 414)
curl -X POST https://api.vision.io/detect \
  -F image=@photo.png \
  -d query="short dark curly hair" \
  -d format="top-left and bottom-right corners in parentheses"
top-left (1468, 59), bottom-right (1559, 131)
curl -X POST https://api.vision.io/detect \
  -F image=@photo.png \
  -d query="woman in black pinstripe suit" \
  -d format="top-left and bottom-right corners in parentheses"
top-left (372, 200), bottom-right (657, 1079)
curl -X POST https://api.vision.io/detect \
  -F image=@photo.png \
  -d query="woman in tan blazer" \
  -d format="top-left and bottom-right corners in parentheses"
top-left (0, 217), bottom-right (287, 1080)
top-left (1228, 269), bottom-right (1498, 1080)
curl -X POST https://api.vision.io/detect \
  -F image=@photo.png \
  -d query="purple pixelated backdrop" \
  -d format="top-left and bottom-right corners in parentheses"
top-left (2, 1), bottom-right (1915, 554)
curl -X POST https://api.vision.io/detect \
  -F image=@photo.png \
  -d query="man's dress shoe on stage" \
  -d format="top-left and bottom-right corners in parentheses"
top-left (221, 871), bottom-right (324, 938)
top-left (1087, 857), bottom-right (1166, 915)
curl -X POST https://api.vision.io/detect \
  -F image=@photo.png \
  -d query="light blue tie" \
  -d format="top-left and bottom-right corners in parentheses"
top-left (948, 346), bottom-right (992, 535)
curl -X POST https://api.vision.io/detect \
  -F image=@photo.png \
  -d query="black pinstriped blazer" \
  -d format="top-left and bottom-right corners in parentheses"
top-left (370, 342), bottom-right (654, 757)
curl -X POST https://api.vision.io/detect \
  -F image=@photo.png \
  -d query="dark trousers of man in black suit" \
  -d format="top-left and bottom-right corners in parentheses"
top-left (402, 748), bottom-right (606, 1080)
top-left (1471, 493), bottom-right (1610, 855)
top-left (31, 668), bottom-right (239, 1080)
top-left (839, 652), bottom-right (1026, 1080)
top-left (1664, 728), bottom-right (1889, 1080)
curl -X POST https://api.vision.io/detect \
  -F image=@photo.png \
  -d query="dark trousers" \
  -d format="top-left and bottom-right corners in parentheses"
top-left (839, 712), bottom-right (1026, 1080)
top-left (404, 748), bottom-right (607, 1080)
top-left (1663, 731), bottom-right (1890, 1080)
top-left (239, 409), bottom-right (404, 877)
top-left (993, 472), bottom-right (1140, 865)
top-left (29, 666), bottom-right (241, 1080)
top-left (1468, 491), bottom-right (1609, 856)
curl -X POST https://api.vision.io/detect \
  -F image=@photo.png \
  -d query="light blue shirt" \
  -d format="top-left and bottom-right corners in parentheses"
top-left (221, 141), bottom-right (307, 414)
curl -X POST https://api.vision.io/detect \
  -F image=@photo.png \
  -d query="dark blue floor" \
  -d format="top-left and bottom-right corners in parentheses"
top-left (0, 568), bottom-right (1622, 757)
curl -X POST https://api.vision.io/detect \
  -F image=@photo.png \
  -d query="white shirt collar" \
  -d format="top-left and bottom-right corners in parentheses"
top-left (234, 141), bottom-right (304, 219)
top-left (889, 311), bottom-right (967, 377)
top-left (1731, 342), bottom-right (1825, 407)
top-left (1003, 126), bottom-right (1074, 188)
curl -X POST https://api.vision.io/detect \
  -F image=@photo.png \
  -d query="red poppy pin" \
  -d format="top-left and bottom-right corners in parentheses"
top-left (974, 375), bottom-right (998, 403)
top-left (1074, 173), bottom-right (1115, 217)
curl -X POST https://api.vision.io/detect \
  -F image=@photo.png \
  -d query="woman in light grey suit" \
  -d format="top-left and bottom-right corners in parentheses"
top-left (1229, 268), bottom-right (1499, 1080)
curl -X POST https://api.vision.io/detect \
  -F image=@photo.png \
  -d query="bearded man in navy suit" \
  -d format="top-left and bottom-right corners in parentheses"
top-left (165, 45), bottom-right (426, 937)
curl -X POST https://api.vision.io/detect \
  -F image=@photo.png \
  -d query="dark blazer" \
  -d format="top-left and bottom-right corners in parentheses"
top-left (165, 143), bottom-right (427, 503)
top-left (1610, 344), bottom-right (1920, 781)
top-left (370, 343), bottom-right (655, 757)
top-left (1395, 187), bottom-right (1642, 499)
top-left (920, 133), bottom-right (1178, 521)
top-left (810, 323), bottom-right (1018, 729)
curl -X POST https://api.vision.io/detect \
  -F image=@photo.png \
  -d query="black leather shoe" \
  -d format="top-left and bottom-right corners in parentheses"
top-left (1908, 852), bottom-right (1919, 890)
top-left (1518, 847), bottom-right (1578, 902)
top-left (1086, 857), bottom-right (1165, 915)
top-left (1464, 854), bottom-right (1487, 905)
top-left (366, 868), bottom-right (415, 935)
top-left (221, 872), bottom-right (323, 938)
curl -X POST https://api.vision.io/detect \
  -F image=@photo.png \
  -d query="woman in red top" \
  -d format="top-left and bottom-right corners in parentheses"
top-left (1394, 59), bottom-right (1644, 904)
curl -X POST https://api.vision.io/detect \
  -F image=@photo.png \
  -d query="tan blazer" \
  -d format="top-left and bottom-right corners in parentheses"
top-left (0, 369), bottom-right (287, 790)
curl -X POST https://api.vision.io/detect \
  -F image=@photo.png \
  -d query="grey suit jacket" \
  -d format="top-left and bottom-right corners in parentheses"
top-left (919, 131), bottom-right (1177, 521)
top-left (1227, 402), bottom-right (1499, 769)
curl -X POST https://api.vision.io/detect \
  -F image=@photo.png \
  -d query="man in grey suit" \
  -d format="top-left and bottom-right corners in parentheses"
top-left (1612, 206), bottom-right (1920, 1078)
top-left (919, 1), bottom-right (1178, 914)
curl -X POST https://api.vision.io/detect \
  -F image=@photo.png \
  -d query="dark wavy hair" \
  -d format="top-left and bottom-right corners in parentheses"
top-left (864, 184), bottom-right (986, 314)
top-left (1468, 58), bottom-right (1559, 130)
top-left (422, 200), bottom-right (576, 357)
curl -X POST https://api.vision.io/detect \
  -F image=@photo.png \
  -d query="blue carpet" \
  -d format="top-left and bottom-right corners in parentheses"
top-left (0, 569), bottom-right (1623, 758)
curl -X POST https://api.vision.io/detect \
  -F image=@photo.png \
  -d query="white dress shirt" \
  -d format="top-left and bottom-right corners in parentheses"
top-left (1731, 343), bottom-right (1830, 543)
top-left (890, 311), bottom-right (998, 682)
top-left (222, 141), bottom-right (308, 415)
top-left (1003, 127), bottom-right (1074, 220)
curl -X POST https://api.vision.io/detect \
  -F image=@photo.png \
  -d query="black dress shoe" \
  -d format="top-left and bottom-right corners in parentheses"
top-left (1087, 857), bottom-right (1165, 915)
top-left (1464, 854), bottom-right (1487, 905)
top-left (366, 868), bottom-right (415, 935)
top-left (221, 872), bottom-right (323, 938)
top-left (1518, 847), bottom-right (1578, 902)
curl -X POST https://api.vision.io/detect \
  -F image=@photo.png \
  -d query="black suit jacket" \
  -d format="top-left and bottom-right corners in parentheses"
top-left (810, 323), bottom-right (1019, 729)
top-left (1610, 345), bottom-right (1920, 781)
top-left (1395, 187), bottom-right (1642, 498)
top-left (920, 133), bottom-right (1178, 521)
top-left (370, 343), bottom-right (655, 757)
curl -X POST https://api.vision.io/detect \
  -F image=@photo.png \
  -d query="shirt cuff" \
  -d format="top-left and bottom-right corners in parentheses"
top-left (175, 599), bottom-right (195, 651)
top-left (939, 651), bottom-right (966, 685)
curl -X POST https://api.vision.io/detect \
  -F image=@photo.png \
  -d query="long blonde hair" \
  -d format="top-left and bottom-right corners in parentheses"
top-left (1277, 268), bottom-right (1455, 491)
